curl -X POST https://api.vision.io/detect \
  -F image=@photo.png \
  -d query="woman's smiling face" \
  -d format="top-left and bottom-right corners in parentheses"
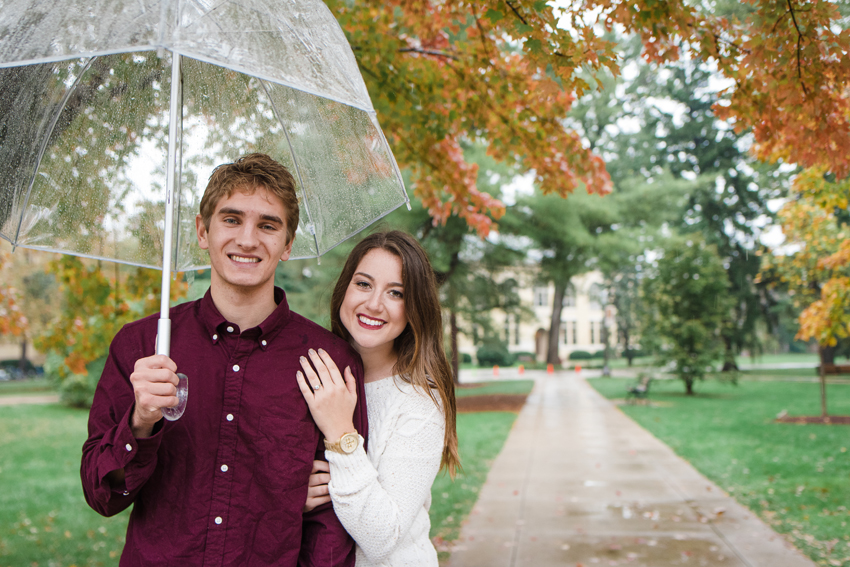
top-left (339, 248), bottom-right (408, 355)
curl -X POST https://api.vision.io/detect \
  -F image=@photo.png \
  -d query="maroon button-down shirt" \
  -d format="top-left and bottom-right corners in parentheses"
top-left (81, 287), bottom-right (366, 566)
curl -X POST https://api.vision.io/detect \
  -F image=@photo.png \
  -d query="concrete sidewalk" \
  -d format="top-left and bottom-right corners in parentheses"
top-left (447, 370), bottom-right (815, 567)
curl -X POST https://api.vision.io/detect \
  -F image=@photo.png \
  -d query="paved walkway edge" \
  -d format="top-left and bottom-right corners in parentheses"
top-left (447, 372), bottom-right (817, 567)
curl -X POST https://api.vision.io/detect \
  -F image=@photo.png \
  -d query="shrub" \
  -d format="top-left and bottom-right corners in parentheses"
top-left (461, 352), bottom-right (472, 364)
top-left (514, 351), bottom-right (536, 362)
top-left (476, 342), bottom-right (515, 367)
top-left (591, 350), bottom-right (606, 359)
top-left (568, 350), bottom-right (593, 360)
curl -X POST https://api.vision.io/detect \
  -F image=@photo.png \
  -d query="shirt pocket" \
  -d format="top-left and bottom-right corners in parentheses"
top-left (252, 417), bottom-right (316, 490)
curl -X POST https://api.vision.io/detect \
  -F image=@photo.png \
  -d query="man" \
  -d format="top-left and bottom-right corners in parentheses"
top-left (81, 153), bottom-right (366, 566)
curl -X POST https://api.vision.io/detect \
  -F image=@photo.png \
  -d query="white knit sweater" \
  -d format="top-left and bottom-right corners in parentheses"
top-left (326, 375), bottom-right (445, 566)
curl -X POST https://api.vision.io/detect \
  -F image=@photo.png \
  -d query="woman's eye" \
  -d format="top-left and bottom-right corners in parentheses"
top-left (390, 289), bottom-right (404, 299)
top-left (354, 280), bottom-right (370, 289)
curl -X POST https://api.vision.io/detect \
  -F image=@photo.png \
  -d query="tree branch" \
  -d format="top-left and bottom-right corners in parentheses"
top-left (786, 0), bottom-right (810, 97)
top-left (398, 47), bottom-right (458, 61)
top-left (504, 0), bottom-right (529, 27)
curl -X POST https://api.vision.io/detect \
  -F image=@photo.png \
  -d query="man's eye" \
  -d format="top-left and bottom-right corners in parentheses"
top-left (224, 217), bottom-right (238, 224)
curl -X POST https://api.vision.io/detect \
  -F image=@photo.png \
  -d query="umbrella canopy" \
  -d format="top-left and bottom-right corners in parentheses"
top-left (0, 0), bottom-right (408, 271)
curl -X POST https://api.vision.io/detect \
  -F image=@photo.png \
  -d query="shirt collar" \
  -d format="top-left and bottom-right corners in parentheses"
top-left (199, 287), bottom-right (291, 349)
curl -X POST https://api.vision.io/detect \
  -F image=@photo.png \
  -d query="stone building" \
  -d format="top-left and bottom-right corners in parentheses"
top-left (456, 269), bottom-right (618, 363)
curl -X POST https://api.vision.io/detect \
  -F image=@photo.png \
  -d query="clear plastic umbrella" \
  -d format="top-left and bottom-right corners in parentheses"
top-left (0, 0), bottom-right (409, 417)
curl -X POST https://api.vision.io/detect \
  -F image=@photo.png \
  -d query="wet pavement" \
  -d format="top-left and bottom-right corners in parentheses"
top-left (0, 393), bottom-right (59, 406)
top-left (447, 370), bottom-right (816, 567)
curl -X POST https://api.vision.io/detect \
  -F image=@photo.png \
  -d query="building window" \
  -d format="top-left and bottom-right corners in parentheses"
top-left (514, 315), bottom-right (521, 345)
top-left (534, 286), bottom-right (548, 307)
top-left (572, 321), bottom-right (578, 344)
top-left (589, 283), bottom-right (603, 310)
top-left (563, 287), bottom-right (576, 307)
top-left (560, 322), bottom-right (567, 344)
top-left (590, 321), bottom-right (595, 344)
top-left (504, 314), bottom-right (511, 344)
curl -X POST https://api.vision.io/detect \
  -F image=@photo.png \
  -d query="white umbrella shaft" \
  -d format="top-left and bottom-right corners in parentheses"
top-left (157, 52), bottom-right (182, 357)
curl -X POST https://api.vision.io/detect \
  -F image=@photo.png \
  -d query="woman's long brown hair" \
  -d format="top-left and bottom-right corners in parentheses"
top-left (330, 230), bottom-right (460, 476)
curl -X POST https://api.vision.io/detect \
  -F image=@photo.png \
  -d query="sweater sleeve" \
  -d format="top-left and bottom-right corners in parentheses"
top-left (326, 387), bottom-right (444, 564)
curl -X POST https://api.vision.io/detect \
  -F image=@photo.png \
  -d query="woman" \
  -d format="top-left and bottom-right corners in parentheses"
top-left (295, 230), bottom-right (459, 566)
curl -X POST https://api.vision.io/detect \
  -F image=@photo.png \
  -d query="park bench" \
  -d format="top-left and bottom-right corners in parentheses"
top-left (817, 364), bottom-right (850, 375)
top-left (625, 374), bottom-right (652, 404)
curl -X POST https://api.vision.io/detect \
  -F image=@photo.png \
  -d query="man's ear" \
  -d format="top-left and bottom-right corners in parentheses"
top-left (196, 214), bottom-right (209, 250)
top-left (279, 234), bottom-right (294, 262)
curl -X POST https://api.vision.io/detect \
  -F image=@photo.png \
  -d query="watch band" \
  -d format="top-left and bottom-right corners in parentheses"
top-left (324, 432), bottom-right (361, 454)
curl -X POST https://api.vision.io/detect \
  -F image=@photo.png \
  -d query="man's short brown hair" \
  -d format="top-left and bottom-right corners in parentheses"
top-left (199, 153), bottom-right (300, 245)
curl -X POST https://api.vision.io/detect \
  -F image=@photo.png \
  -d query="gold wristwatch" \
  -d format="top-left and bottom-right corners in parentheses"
top-left (324, 432), bottom-right (361, 454)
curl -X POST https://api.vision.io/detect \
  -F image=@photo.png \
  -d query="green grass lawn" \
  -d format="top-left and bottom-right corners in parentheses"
top-left (0, 404), bottom-right (128, 567)
top-left (589, 376), bottom-right (850, 567)
top-left (455, 379), bottom-right (534, 397)
top-left (0, 380), bottom-right (525, 566)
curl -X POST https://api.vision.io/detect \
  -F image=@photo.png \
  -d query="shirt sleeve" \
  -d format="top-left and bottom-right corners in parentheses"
top-left (326, 388), bottom-right (445, 564)
top-left (80, 328), bottom-right (163, 517)
top-left (298, 352), bottom-right (365, 567)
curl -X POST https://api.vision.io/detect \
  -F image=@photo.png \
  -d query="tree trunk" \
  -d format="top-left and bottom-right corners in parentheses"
top-left (684, 376), bottom-right (695, 395)
top-left (621, 328), bottom-right (633, 367)
top-left (601, 321), bottom-right (611, 377)
top-left (19, 339), bottom-right (28, 376)
top-left (819, 344), bottom-right (836, 365)
top-left (450, 309), bottom-right (460, 385)
top-left (818, 344), bottom-right (834, 417)
top-left (721, 337), bottom-right (738, 371)
top-left (547, 280), bottom-right (567, 366)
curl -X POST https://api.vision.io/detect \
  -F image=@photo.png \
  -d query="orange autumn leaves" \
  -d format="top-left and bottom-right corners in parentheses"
top-left (329, 0), bottom-right (849, 237)
top-left (329, 0), bottom-right (618, 236)
top-left (0, 252), bottom-right (28, 338)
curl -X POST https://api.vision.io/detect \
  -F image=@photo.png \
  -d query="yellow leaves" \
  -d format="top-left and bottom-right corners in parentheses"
top-left (767, 166), bottom-right (850, 347)
top-left (33, 257), bottom-right (187, 381)
top-left (797, 277), bottom-right (850, 344)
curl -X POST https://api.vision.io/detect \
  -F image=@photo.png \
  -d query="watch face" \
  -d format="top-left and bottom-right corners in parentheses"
top-left (340, 434), bottom-right (359, 453)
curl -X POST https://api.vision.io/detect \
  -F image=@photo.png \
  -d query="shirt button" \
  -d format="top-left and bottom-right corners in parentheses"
top-left (261, 340), bottom-right (267, 346)
top-left (125, 444), bottom-right (133, 452)
top-left (233, 364), bottom-right (240, 372)
top-left (221, 464), bottom-right (228, 472)
top-left (212, 334), bottom-right (218, 341)
top-left (226, 326), bottom-right (234, 333)
top-left (215, 517), bottom-right (223, 525)
top-left (226, 413), bottom-right (234, 422)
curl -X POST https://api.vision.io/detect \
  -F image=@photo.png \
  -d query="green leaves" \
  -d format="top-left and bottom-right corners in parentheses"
top-left (485, 8), bottom-right (504, 23)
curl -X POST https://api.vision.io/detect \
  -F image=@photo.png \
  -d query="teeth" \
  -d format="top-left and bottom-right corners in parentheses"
top-left (358, 315), bottom-right (384, 327)
top-left (231, 255), bottom-right (259, 263)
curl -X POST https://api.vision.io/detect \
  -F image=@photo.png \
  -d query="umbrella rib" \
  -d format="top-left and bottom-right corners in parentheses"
top-left (13, 56), bottom-right (99, 245)
top-left (258, 78), bottom-right (322, 258)
top-left (371, 115), bottom-right (410, 209)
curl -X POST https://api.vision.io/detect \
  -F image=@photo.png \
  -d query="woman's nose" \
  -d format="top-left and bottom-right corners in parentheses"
top-left (365, 291), bottom-right (382, 311)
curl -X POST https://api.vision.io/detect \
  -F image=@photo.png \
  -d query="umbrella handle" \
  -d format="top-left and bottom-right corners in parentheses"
top-left (155, 319), bottom-right (188, 421)
top-left (162, 373), bottom-right (188, 421)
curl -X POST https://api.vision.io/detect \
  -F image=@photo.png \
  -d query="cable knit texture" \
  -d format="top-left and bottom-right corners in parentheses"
top-left (326, 375), bottom-right (445, 566)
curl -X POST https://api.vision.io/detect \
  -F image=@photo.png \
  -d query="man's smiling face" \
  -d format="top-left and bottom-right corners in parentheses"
top-left (196, 185), bottom-right (293, 296)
